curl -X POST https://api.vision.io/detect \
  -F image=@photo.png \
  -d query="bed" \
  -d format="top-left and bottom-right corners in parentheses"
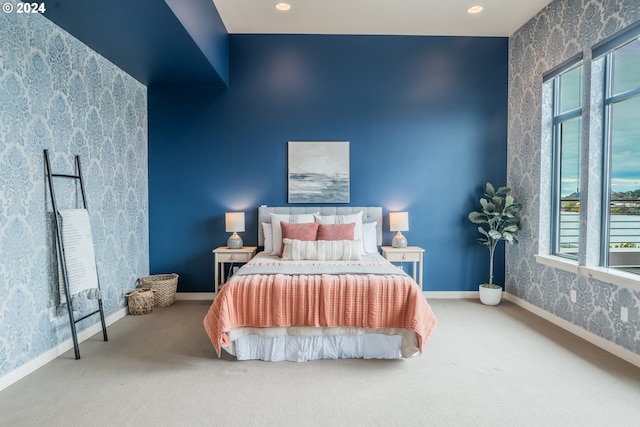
top-left (203, 206), bottom-right (437, 361)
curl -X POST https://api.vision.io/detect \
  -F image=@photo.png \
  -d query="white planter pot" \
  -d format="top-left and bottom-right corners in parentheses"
top-left (479, 285), bottom-right (502, 305)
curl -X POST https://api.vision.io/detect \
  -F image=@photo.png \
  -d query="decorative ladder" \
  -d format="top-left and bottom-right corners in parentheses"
top-left (43, 149), bottom-right (108, 359)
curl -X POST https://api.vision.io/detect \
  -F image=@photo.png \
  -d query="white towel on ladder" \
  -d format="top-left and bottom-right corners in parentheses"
top-left (58, 209), bottom-right (99, 302)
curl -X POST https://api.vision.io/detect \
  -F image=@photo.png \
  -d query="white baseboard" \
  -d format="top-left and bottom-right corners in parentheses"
top-left (0, 306), bottom-right (127, 392)
top-left (423, 291), bottom-right (479, 299)
top-left (504, 293), bottom-right (640, 369)
top-left (175, 292), bottom-right (214, 300)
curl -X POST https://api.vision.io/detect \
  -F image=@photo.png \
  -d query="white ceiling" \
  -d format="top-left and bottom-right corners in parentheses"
top-left (212, 0), bottom-right (554, 37)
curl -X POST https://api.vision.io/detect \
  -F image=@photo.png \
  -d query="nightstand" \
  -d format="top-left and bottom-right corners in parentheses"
top-left (212, 246), bottom-right (257, 295)
top-left (381, 246), bottom-right (425, 289)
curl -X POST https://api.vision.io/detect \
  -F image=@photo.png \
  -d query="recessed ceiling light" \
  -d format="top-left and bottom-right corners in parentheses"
top-left (467, 5), bottom-right (484, 14)
top-left (275, 2), bottom-right (291, 11)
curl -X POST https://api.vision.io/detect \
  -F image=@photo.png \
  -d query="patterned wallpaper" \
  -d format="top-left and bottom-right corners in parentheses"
top-left (0, 10), bottom-right (148, 377)
top-left (508, 0), bottom-right (640, 354)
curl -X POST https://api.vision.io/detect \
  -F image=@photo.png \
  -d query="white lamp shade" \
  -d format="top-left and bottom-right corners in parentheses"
top-left (225, 212), bottom-right (245, 232)
top-left (389, 212), bottom-right (409, 232)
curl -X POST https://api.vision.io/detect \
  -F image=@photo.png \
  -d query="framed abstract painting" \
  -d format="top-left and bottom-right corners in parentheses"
top-left (288, 141), bottom-right (350, 203)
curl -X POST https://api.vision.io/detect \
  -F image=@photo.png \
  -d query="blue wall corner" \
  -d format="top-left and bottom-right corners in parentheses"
top-left (43, 0), bottom-right (228, 87)
top-left (149, 34), bottom-right (508, 292)
top-left (165, 0), bottom-right (229, 86)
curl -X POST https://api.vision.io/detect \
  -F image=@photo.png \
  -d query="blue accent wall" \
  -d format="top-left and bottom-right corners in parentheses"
top-left (149, 34), bottom-right (508, 292)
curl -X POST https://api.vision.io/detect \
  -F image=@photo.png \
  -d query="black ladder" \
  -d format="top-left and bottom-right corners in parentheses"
top-left (44, 149), bottom-right (108, 359)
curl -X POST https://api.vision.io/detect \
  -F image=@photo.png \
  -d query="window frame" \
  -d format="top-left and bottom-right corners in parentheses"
top-left (597, 32), bottom-right (640, 269)
top-left (543, 55), bottom-right (584, 261)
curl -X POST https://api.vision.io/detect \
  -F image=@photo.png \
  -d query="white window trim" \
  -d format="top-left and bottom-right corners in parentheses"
top-left (580, 266), bottom-right (640, 291)
top-left (535, 254), bottom-right (640, 291)
top-left (535, 254), bottom-right (578, 274)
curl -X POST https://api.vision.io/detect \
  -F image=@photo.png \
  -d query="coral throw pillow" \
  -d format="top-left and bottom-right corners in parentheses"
top-left (317, 223), bottom-right (355, 241)
top-left (280, 221), bottom-right (319, 256)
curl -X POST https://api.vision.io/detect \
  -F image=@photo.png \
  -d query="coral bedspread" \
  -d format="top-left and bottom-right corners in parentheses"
top-left (203, 258), bottom-right (438, 357)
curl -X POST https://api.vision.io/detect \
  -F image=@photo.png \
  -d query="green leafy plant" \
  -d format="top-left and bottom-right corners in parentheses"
top-left (612, 242), bottom-right (638, 248)
top-left (468, 183), bottom-right (522, 288)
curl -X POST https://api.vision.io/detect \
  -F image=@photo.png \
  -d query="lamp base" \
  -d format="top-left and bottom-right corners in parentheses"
top-left (227, 232), bottom-right (243, 249)
top-left (392, 231), bottom-right (407, 248)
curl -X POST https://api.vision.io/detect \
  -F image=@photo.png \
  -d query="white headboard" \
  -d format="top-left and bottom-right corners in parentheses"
top-left (258, 206), bottom-right (383, 246)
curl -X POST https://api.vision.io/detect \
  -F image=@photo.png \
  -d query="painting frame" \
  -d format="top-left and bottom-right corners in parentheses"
top-left (288, 141), bottom-right (350, 204)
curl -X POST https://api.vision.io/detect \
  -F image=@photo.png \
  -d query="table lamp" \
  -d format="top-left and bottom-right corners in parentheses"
top-left (390, 212), bottom-right (408, 248)
top-left (225, 212), bottom-right (245, 249)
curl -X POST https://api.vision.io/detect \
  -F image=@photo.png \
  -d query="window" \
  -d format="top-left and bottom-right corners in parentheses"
top-left (601, 36), bottom-right (640, 273)
top-left (538, 23), bottom-right (640, 286)
top-left (546, 61), bottom-right (583, 259)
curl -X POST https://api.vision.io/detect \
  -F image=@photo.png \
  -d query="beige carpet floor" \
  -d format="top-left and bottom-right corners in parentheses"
top-left (0, 299), bottom-right (639, 426)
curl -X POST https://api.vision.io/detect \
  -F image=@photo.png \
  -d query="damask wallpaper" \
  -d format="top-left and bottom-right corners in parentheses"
top-left (508, 0), bottom-right (640, 354)
top-left (0, 11), bottom-right (148, 378)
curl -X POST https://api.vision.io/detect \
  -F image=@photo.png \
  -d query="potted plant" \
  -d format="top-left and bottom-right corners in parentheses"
top-left (468, 182), bottom-right (521, 305)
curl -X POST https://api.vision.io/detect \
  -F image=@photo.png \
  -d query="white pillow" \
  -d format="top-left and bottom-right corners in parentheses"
top-left (269, 213), bottom-right (316, 256)
top-left (261, 222), bottom-right (273, 254)
top-left (314, 211), bottom-right (364, 254)
top-left (363, 221), bottom-right (378, 253)
top-left (282, 238), bottom-right (363, 261)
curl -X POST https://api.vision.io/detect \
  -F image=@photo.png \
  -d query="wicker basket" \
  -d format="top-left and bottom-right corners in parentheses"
top-left (124, 289), bottom-right (155, 315)
top-left (137, 273), bottom-right (179, 308)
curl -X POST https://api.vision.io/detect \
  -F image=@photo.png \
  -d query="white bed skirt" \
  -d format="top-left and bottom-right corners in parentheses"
top-left (223, 327), bottom-right (419, 362)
